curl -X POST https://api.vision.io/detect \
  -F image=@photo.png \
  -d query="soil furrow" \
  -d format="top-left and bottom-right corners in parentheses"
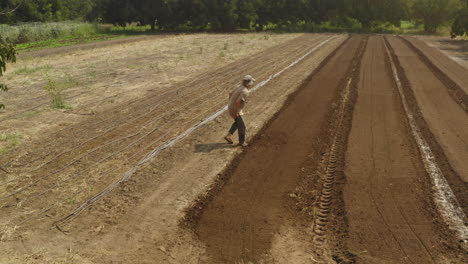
top-left (385, 36), bottom-right (468, 213)
top-left (398, 36), bottom-right (468, 111)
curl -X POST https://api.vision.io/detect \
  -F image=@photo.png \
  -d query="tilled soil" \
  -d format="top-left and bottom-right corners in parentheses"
top-left (386, 36), bottom-right (468, 211)
top-left (417, 36), bottom-right (468, 70)
top-left (343, 36), bottom-right (463, 263)
top-left (1, 33), bottom-right (467, 263)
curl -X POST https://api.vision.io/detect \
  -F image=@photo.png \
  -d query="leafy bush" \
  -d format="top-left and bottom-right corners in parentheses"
top-left (451, 8), bottom-right (468, 38)
top-left (0, 37), bottom-right (16, 110)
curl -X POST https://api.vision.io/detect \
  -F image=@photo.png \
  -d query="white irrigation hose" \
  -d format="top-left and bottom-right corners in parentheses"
top-left (57, 35), bottom-right (339, 223)
top-left (383, 38), bottom-right (468, 249)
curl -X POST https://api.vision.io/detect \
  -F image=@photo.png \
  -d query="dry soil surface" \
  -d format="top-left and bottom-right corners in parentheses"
top-left (0, 33), bottom-right (466, 264)
top-left (418, 36), bottom-right (468, 70)
top-left (344, 36), bottom-right (463, 264)
top-left (0, 33), bottom-right (301, 152)
top-left (1, 34), bottom-right (347, 263)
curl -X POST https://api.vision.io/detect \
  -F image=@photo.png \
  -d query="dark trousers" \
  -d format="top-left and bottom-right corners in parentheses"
top-left (229, 116), bottom-right (246, 144)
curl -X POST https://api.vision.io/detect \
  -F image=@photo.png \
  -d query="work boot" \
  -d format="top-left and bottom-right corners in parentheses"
top-left (224, 135), bottom-right (233, 144)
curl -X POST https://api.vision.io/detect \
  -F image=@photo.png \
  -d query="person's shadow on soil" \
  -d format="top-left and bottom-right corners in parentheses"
top-left (194, 143), bottom-right (238, 153)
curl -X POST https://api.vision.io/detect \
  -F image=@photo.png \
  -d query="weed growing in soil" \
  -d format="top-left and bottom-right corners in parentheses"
top-left (223, 42), bottom-right (229, 50)
top-left (87, 71), bottom-right (97, 80)
top-left (43, 75), bottom-right (74, 109)
top-left (0, 132), bottom-right (22, 153)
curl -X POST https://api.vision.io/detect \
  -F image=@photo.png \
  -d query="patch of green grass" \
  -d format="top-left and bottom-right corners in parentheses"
top-left (13, 64), bottom-right (52, 75)
top-left (43, 75), bottom-right (76, 109)
top-left (400, 20), bottom-right (417, 30)
top-left (9, 22), bottom-right (160, 53)
top-left (66, 196), bottom-right (76, 205)
top-left (0, 132), bottom-right (22, 153)
top-left (15, 34), bottom-right (125, 53)
top-left (87, 71), bottom-right (97, 80)
top-left (0, 22), bottom-right (99, 44)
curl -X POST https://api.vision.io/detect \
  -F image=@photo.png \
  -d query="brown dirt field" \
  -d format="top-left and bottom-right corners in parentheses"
top-left (343, 36), bottom-right (463, 263)
top-left (191, 36), bottom-right (364, 264)
top-left (0, 34), bottom-right (347, 263)
top-left (0, 33), bottom-right (302, 152)
top-left (0, 34), bottom-right (329, 234)
top-left (386, 37), bottom-right (468, 207)
top-left (400, 37), bottom-right (468, 111)
top-left (1, 33), bottom-right (466, 264)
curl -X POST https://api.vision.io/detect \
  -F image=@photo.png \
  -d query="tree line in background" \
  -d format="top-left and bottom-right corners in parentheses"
top-left (0, 0), bottom-right (467, 36)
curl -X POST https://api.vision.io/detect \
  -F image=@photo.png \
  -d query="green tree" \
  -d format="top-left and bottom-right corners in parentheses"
top-left (172, 0), bottom-right (210, 30)
top-left (237, 0), bottom-right (257, 29)
top-left (413, 0), bottom-right (462, 33)
top-left (96, 0), bottom-right (136, 26)
top-left (345, 0), bottom-right (406, 30)
top-left (304, 0), bottom-right (344, 23)
top-left (1, 0), bottom-right (94, 23)
top-left (255, 0), bottom-right (285, 30)
top-left (0, 37), bottom-right (17, 110)
top-left (133, 0), bottom-right (171, 31)
top-left (451, 0), bottom-right (468, 37)
top-left (205, 0), bottom-right (239, 31)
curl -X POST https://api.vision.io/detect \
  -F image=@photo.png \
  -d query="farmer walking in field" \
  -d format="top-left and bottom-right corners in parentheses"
top-left (224, 75), bottom-right (256, 147)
